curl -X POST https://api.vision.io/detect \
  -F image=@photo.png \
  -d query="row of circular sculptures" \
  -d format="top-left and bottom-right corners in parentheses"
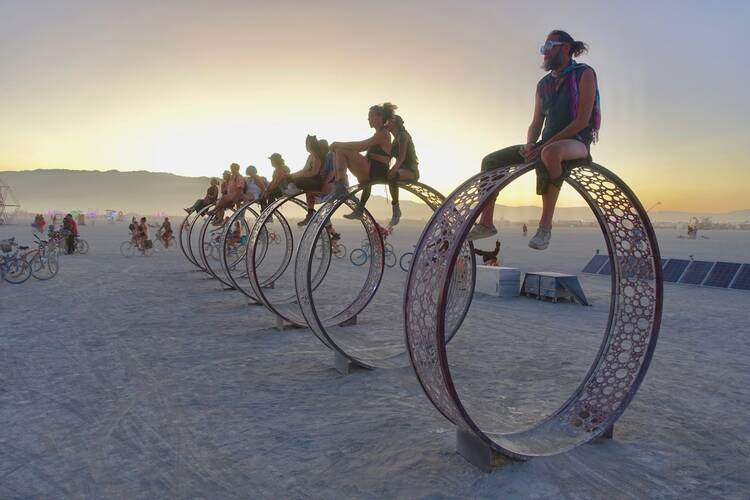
top-left (178, 163), bottom-right (663, 464)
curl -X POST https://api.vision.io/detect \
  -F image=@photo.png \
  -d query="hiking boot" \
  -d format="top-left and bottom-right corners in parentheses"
top-left (343, 207), bottom-right (363, 220)
top-left (467, 224), bottom-right (498, 241)
top-left (389, 204), bottom-right (402, 227)
top-left (283, 183), bottom-right (301, 196)
top-left (320, 180), bottom-right (348, 203)
top-left (528, 226), bottom-right (551, 250)
top-left (297, 212), bottom-right (313, 227)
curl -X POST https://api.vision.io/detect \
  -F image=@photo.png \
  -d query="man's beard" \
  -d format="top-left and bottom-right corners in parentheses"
top-left (542, 52), bottom-right (565, 72)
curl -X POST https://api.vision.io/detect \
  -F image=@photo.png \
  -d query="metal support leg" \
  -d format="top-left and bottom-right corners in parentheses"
top-left (456, 428), bottom-right (518, 472)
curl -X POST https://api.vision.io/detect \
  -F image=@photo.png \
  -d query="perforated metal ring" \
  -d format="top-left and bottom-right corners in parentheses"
top-left (246, 194), bottom-right (333, 324)
top-left (179, 206), bottom-right (205, 268)
top-left (404, 163), bottom-right (663, 460)
top-left (296, 182), bottom-right (476, 368)
top-left (186, 204), bottom-right (215, 272)
top-left (219, 200), bottom-right (267, 301)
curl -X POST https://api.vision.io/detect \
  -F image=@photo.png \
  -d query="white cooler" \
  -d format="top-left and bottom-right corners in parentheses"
top-left (474, 265), bottom-right (520, 297)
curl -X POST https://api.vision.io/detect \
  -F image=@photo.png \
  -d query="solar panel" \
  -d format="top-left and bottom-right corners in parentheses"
top-left (703, 262), bottom-right (741, 288)
top-left (663, 259), bottom-right (690, 282)
top-left (730, 264), bottom-right (750, 291)
top-left (661, 258), bottom-right (668, 269)
top-left (678, 260), bottom-right (714, 285)
top-left (582, 255), bottom-right (608, 274)
top-left (598, 258), bottom-right (612, 275)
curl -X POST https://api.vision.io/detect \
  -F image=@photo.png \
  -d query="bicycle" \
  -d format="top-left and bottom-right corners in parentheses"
top-left (399, 249), bottom-right (414, 272)
top-left (331, 238), bottom-right (347, 259)
top-left (350, 235), bottom-right (397, 268)
top-left (0, 238), bottom-right (32, 284)
top-left (25, 234), bottom-right (60, 280)
top-left (74, 236), bottom-right (89, 254)
top-left (154, 229), bottom-right (175, 250)
top-left (120, 233), bottom-right (153, 257)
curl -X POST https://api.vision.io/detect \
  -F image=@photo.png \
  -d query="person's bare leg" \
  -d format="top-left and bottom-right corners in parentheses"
top-left (478, 194), bottom-right (498, 227)
top-left (337, 150), bottom-right (370, 180)
top-left (540, 185), bottom-right (561, 228)
top-left (333, 151), bottom-right (348, 182)
top-left (538, 140), bottom-right (587, 229)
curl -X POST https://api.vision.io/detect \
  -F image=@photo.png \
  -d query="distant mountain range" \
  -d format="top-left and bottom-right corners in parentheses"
top-left (2, 169), bottom-right (749, 223)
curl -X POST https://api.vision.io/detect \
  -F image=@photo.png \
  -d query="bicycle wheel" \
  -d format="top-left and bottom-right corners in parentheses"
top-left (384, 250), bottom-right (397, 268)
top-left (31, 252), bottom-right (59, 280)
top-left (3, 258), bottom-right (31, 284)
top-left (333, 243), bottom-right (347, 259)
top-left (76, 239), bottom-right (89, 254)
top-left (349, 248), bottom-right (368, 266)
top-left (120, 241), bottom-right (136, 257)
top-left (399, 252), bottom-right (413, 272)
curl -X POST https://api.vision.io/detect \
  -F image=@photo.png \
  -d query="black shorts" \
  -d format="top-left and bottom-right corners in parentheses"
top-left (294, 176), bottom-right (323, 192)
top-left (368, 160), bottom-right (389, 182)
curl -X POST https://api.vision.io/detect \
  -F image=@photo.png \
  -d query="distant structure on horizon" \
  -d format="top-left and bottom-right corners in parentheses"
top-left (0, 176), bottom-right (20, 224)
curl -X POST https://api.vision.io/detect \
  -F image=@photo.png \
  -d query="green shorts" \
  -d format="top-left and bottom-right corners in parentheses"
top-left (480, 144), bottom-right (592, 195)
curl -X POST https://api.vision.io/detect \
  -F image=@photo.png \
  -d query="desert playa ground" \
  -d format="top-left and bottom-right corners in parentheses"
top-left (1, 219), bottom-right (749, 499)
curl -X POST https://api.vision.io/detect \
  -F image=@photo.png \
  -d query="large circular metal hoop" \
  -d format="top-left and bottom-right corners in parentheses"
top-left (179, 209), bottom-right (204, 267)
top-left (246, 194), bottom-right (333, 324)
top-left (296, 182), bottom-right (476, 369)
top-left (187, 204), bottom-right (215, 272)
top-left (404, 163), bottom-right (663, 460)
top-left (197, 208), bottom-right (230, 280)
top-left (219, 200), bottom-right (267, 301)
top-left (199, 204), bottom-right (257, 288)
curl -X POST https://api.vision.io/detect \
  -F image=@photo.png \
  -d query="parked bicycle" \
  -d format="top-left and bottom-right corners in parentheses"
top-left (0, 238), bottom-right (32, 284)
top-left (25, 234), bottom-right (60, 280)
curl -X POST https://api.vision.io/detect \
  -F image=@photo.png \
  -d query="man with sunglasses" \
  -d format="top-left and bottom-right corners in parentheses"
top-left (468, 30), bottom-right (601, 250)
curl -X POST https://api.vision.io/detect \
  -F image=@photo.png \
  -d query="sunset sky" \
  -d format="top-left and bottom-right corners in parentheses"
top-left (1, 0), bottom-right (748, 212)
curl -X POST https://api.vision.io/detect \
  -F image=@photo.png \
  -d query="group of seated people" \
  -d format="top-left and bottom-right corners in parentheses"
top-left (184, 101), bottom-right (419, 231)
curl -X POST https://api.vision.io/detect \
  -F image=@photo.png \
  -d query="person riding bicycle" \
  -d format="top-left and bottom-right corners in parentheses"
top-left (158, 217), bottom-right (173, 248)
top-left (228, 221), bottom-right (242, 247)
top-left (135, 217), bottom-right (148, 250)
top-left (468, 30), bottom-right (600, 251)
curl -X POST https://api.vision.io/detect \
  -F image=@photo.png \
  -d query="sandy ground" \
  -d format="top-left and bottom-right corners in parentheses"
top-left (1, 219), bottom-right (749, 499)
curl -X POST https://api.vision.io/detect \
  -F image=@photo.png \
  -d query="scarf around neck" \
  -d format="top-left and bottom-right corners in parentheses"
top-left (544, 60), bottom-right (602, 143)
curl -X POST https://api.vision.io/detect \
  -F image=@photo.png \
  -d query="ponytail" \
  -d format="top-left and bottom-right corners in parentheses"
top-left (550, 30), bottom-right (589, 57)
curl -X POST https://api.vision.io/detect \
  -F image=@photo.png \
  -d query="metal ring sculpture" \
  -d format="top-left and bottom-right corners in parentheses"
top-left (197, 207), bottom-right (233, 280)
top-left (219, 200), bottom-right (268, 300)
top-left (404, 163), bottom-right (663, 460)
top-left (179, 207), bottom-right (204, 267)
top-left (296, 182), bottom-right (476, 369)
top-left (246, 194), bottom-right (333, 324)
top-left (198, 203), bottom-right (261, 288)
top-left (186, 204), bottom-right (215, 272)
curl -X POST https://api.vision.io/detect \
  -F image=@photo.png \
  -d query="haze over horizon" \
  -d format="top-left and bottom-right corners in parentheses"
top-left (2, 0), bottom-right (748, 212)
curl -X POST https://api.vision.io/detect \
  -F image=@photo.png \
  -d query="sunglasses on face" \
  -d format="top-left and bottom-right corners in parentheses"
top-left (540, 40), bottom-right (567, 54)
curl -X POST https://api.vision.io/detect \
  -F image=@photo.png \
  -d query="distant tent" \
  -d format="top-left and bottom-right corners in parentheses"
top-left (0, 176), bottom-right (20, 225)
